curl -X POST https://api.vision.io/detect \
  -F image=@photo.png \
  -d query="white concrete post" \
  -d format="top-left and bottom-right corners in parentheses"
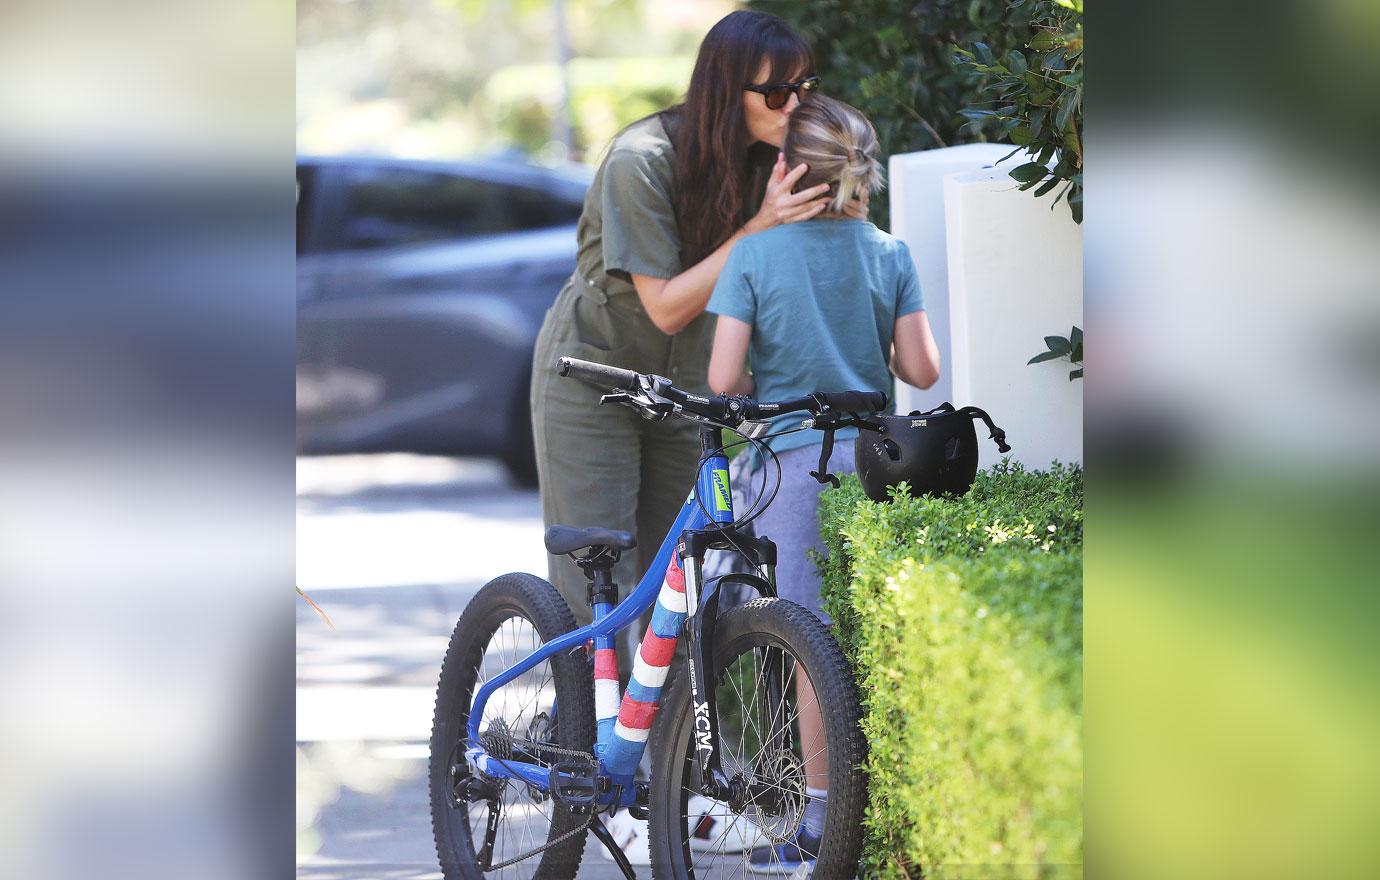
top-left (944, 165), bottom-right (1083, 470)
top-left (888, 143), bottom-right (1018, 414)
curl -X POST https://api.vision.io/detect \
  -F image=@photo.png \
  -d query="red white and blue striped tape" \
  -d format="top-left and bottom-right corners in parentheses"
top-left (602, 552), bottom-right (687, 778)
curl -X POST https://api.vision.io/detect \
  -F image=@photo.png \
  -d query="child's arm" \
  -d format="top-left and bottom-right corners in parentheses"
top-left (892, 310), bottom-right (941, 390)
top-left (708, 315), bottom-right (756, 396)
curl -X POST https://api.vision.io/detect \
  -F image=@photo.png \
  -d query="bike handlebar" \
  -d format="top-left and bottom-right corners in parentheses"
top-left (556, 356), bottom-right (887, 427)
top-left (813, 390), bottom-right (889, 413)
top-left (556, 356), bottom-right (640, 392)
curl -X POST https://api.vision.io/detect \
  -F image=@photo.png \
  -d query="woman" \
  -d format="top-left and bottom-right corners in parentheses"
top-left (530, 10), bottom-right (864, 652)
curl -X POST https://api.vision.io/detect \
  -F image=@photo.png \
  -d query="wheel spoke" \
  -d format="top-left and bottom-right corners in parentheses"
top-left (443, 602), bottom-right (590, 875)
top-left (656, 615), bottom-right (858, 878)
top-left (744, 686), bottom-right (817, 773)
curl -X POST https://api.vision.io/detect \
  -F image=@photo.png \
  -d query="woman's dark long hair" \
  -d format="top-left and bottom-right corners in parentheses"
top-left (666, 10), bottom-right (813, 267)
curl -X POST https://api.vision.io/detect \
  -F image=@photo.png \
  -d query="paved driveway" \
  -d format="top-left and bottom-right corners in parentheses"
top-left (296, 453), bottom-right (629, 879)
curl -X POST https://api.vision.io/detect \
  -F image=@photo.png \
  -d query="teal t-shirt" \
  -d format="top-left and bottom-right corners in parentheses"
top-left (706, 217), bottom-right (924, 461)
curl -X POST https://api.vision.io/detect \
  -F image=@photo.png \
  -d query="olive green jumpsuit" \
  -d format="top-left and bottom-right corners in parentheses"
top-left (530, 112), bottom-right (768, 667)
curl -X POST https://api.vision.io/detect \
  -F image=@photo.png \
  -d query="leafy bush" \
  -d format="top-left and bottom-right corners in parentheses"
top-left (817, 460), bottom-right (1083, 877)
top-left (749, 0), bottom-right (1036, 228)
top-left (955, 0), bottom-right (1084, 221)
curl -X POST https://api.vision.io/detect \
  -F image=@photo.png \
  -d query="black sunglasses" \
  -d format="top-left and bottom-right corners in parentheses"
top-left (744, 75), bottom-right (820, 110)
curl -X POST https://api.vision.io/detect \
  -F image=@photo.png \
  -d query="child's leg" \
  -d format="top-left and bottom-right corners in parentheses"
top-left (796, 671), bottom-right (830, 838)
top-left (739, 441), bottom-right (856, 836)
top-left (739, 441), bottom-right (855, 622)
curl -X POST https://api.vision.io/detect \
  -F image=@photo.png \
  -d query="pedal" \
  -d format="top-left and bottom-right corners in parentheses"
top-left (548, 760), bottom-right (601, 808)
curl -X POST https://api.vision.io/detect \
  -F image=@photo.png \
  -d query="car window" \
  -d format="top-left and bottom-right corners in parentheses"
top-left (340, 168), bottom-right (579, 251)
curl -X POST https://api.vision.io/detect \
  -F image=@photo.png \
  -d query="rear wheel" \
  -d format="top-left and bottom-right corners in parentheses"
top-left (647, 598), bottom-right (867, 878)
top-left (429, 573), bottom-right (594, 879)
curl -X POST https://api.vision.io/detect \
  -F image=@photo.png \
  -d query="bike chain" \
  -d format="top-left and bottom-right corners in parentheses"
top-left (466, 733), bottom-right (602, 871)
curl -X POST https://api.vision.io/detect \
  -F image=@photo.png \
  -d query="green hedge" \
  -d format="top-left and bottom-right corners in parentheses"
top-left (817, 460), bottom-right (1083, 877)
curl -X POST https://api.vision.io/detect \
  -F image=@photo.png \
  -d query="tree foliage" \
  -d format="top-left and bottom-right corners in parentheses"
top-left (956, 0), bottom-right (1083, 221)
top-left (749, 0), bottom-right (1036, 228)
top-left (297, 0), bottom-right (712, 160)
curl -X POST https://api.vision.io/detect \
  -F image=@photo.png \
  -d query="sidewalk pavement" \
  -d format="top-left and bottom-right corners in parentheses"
top-left (296, 453), bottom-right (629, 879)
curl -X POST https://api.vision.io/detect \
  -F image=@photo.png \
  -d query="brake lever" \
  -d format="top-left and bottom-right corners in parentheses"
top-left (599, 390), bottom-right (674, 422)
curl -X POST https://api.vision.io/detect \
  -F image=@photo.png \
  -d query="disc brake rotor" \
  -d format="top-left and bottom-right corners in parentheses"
top-left (752, 748), bottom-right (806, 842)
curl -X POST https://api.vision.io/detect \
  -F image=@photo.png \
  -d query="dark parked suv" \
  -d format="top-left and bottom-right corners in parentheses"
top-left (296, 154), bottom-right (590, 484)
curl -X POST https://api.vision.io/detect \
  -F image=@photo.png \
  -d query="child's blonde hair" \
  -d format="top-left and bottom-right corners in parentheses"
top-left (783, 95), bottom-right (884, 214)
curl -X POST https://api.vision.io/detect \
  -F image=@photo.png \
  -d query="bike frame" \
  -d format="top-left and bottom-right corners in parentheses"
top-left (463, 425), bottom-right (779, 808)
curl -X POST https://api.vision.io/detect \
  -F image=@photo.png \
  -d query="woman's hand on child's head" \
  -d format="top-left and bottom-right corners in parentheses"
top-left (842, 187), bottom-right (870, 222)
top-left (745, 152), bottom-right (830, 234)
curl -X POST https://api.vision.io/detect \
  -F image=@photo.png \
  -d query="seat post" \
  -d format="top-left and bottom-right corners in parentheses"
top-left (575, 549), bottom-right (620, 608)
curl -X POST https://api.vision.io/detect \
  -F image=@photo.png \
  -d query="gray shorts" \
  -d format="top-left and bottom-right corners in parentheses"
top-left (739, 440), bottom-right (855, 624)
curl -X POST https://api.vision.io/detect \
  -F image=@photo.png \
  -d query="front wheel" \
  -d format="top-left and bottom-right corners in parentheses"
top-left (647, 598), bottom-right (867, 878)
top-left (429, 573), bottom-right (595, 879)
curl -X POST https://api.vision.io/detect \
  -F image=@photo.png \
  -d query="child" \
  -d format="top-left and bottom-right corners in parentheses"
top-left (705, 94), bottom-right (940, 873)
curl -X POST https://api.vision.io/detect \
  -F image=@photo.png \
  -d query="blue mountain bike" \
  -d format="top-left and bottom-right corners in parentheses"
top-left (430, 356), bottom-right (883, 879)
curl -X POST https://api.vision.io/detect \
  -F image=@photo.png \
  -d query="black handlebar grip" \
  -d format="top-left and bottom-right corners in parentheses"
top-left (556, 356), bottom-right (640, 392)
top-left (816, 390), bottom-right (889, 412)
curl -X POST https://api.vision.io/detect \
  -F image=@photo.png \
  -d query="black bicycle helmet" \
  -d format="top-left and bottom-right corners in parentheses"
top-left (854, 403), bottom-right (1012, 502)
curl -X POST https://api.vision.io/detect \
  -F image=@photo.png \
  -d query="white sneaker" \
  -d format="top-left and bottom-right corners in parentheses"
top-left (597, 795), bottom-right (771, 864)
top-left (686, 794), bottom-right (770, 853)
top-left (600, 807), bottom-right (652, 865)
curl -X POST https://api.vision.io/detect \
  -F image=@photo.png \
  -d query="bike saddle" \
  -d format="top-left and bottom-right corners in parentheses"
top-left (543, 525), bottom-right (637, 556)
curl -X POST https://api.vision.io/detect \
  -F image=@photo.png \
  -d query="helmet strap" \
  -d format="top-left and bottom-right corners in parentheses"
top-left (957, 406), bottom-right (1012, 453)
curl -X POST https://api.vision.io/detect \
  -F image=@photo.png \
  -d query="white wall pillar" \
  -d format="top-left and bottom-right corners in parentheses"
top-left (944, 165), bottom-right (1083, 470)
top-left (888, 143), bottom-right (1018, 414)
